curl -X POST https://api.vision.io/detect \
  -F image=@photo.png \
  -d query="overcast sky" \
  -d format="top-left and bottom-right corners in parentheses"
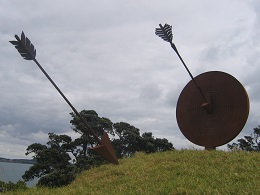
top-left (0, 0), bottom-right (259, 159)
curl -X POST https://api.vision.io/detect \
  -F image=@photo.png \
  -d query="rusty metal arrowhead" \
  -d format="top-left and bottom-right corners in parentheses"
top-left (91, 132), bottom-right (119, 165)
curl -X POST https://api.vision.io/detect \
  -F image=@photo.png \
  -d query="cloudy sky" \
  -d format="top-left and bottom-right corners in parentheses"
top-left (0, 0), bottom-right (259, 159)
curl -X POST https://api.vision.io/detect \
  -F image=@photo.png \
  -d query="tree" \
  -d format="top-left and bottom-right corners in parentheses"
top-left (23, 110), bottom-right (113, 187)
top-left (22, 134), bottom-right (78, 187)
top-left (70, 110), bottom-right (113, 168)
top-left (113, 122), bottom-right (143, 157)
top-left (141, 132), bottom-right (174, 153)
top-left (228, 126), bottom-right (260, 152)
top-left (23, 110), bottom-right (174, 187)
top-left (112, 122), bottom-right (174, 157)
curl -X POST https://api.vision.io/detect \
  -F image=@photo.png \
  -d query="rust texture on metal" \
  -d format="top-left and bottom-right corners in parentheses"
top-left (91, 132), bottom-right (119, 165)
top-left (176, 71), bottom-right (250, 148)
top-left (10, 32), bottom-right (119, 165)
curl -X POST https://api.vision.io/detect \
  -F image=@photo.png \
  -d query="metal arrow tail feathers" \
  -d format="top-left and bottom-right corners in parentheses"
top-left (155, 23), bottom-right (208, 103)
top-left (10, 32), bottom-right (36, 60)
top-left (10, 32), bottom-right (119, 165)
top-left (155, 24), bottom-right (178, 53)
top-left (155, 23), bottom-right (173, 43)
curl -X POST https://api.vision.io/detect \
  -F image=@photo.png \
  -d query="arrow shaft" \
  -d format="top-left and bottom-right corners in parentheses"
top-left (170, 44), bottom-right (207, 103)
top-left (158, 24), bottom-right (208, 103)
top-left (10, 32), bottom-right (121, 164)
top-left (33, 58), bottom-right (102, 145)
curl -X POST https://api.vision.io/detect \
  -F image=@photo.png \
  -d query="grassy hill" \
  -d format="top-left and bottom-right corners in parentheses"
top-left (6, 150), bottom-right (260, 195)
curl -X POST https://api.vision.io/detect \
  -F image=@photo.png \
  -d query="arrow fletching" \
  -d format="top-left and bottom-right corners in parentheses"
top-left (155, 23), bottom-right (173, 43)
top-left (10, 31), bottom-right (36, 60)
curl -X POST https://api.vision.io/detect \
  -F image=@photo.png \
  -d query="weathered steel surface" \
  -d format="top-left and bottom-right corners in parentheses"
top-left (91, 132), bottom-right (119, 165)
top-left (176, 71), bottom-right (249, 148)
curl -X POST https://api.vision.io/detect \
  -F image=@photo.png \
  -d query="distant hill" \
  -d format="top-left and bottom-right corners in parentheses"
top-left (0, 157), bottom-right (34, 164)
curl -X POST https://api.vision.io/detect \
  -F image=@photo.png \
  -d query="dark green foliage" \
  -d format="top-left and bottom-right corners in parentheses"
top-left (36, 165), bottom-right (77, 188)
top-left (141, 132), bottom-right (174, 153)
top-left (228, 126), bottom-right (260, 151)
top-left (113, 122), bottom-right (174, 158)
top-left (23, 110), bottom-right (174, 188)
top-left (22, 134), bottom-right (78, 187)
top-left (0, 180), bottom-right (27, 193)
top-left (113, 122), bottom-right (143, 157)
top-left (70, 110), bottom-right (113, 169)
top-left (70, 110), bottom-right (114, 138)
top-left (70, 110), bottom-right (113, 160)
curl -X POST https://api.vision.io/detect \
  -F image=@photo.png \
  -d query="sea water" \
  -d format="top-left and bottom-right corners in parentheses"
top-left (0, 161), bottom-right (38, 187)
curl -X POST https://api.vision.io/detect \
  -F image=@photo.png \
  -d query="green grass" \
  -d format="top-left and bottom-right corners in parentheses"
top-left (5, 150), bottom-right (260, 195)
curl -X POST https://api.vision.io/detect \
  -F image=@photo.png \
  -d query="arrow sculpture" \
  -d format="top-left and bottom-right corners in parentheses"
top-left (155, 24), bottom-right (212, 113)
top-left (10, 32), bottom-right (119, 165)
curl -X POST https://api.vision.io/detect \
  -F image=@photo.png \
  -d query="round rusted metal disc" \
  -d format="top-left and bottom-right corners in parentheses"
top-left (176, 71), bottom-right (249, 148)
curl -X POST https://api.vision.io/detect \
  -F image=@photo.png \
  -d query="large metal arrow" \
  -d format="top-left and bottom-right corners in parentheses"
top-left (10, 32), bottom-right (119, 165)
top-left (155, 24), bottom-right (212, 114)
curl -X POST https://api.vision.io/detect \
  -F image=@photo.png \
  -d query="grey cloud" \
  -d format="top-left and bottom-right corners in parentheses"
top-left (0, 0), bottom-right (259, 158)
top-left (139, 83), bottom-right (162, 100)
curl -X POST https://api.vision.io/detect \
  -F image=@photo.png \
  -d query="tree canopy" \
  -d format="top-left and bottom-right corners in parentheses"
top-left (228, 126), bottom-right (260, 152)
top-left (112, 122), bottom-right (173, 158)
top-left (22, 134), bottom-right (78, 187)
top-left (23, 110), bottom-right (174, 187)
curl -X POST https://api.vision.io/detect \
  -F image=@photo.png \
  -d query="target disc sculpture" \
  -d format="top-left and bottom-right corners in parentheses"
top-left (155, 24), bottom-right (250, 149)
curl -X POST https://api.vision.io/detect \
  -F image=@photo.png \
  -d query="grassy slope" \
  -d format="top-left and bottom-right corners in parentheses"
top-left (7, 150), bottom-right (260, 195)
